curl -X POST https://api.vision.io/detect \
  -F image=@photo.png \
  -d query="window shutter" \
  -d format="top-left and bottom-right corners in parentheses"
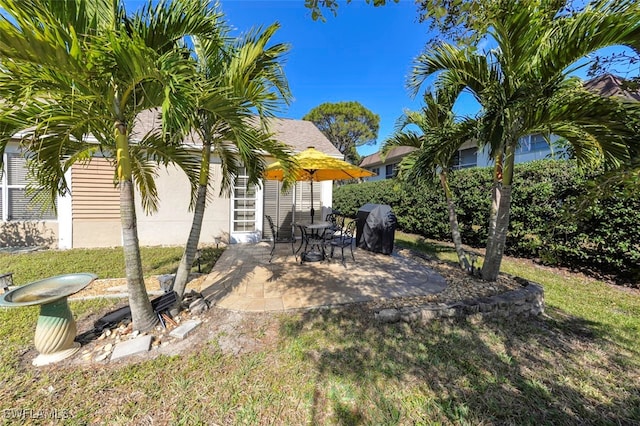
top-left (294, 181), bottom-right (320, 223)
top-left (7, 154), bottom-right (28, 185)
top-left (263, 180), bottom-right (294, 238)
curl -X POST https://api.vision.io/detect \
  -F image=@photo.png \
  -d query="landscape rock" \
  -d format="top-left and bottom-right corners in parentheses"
top-left (375, 279), bottom-right (545, 325)
top-left (375, 309), bottom-right (400, 323)
top-left (95, 352), bottom-right (109, 362)
top-left (189, 299), bottom-right (209, 315)
top-left (169, 320), bottom-right (202, 339)
top-left (111, 335), bottom-right (153, 361)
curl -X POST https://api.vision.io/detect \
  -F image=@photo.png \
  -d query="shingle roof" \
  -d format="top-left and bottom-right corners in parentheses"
top-left (584, 74), bottom-right (640, 102)
top-left (263, 117), bottom-right (342, 157)
top-left (130, 110), bottom-right (340, 157)
top-left (359, 146), bottom-right (416, 168)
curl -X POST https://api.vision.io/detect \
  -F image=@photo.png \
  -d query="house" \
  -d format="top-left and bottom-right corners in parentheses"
top-left (359, 146), bottom-right (417, 181)
top-left (359, 133), bottom-right (555, 177)
top-left (0, 114), bottom-right (341, 249)
top-left (444, 74), bottom-right (638, 169)
top-left (462, 133), bottom-right (562, 170)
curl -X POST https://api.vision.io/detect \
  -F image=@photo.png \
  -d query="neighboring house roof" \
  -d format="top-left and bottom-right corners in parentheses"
top-left (130, 110), bottom-right (341, 158)
top-left (359, 146), bottom-right (417, 168)
top-left (584, 74), bottom-right (640, 102)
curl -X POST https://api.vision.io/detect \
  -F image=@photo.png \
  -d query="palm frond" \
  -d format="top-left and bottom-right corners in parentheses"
top-left (224, 23), bottom-right (292, 117)
top-left (540, 1), bottom-right (640, 82)
top-left (130, 130), bottom-right (202, 212)
top-left (132, 0), bottom-right (226, 54)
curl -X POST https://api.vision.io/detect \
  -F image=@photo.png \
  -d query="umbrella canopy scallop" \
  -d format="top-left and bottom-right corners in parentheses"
top-left (264, 147), bottom-right (375, 182)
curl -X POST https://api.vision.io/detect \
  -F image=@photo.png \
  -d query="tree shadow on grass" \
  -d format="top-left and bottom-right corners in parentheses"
top-left (281, 306), bottom-right (640, 425)
top-left (141, 247), bottom-right (224, 276)
top-left (396, 237), bottom-right (455, 256)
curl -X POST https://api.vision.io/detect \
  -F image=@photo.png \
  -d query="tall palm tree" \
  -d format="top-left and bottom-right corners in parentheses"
top-left (410, 0), bottom-right (640, 281)
top-left (382, 90), bottom-right (477, 271)
top-left (171, 23), bottom-right (295, 302)
top-left (0, 0), bottom-right (226, 330)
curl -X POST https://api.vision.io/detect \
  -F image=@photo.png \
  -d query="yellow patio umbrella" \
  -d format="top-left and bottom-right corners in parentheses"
top-left (264, 146), bottom-right (375, 223)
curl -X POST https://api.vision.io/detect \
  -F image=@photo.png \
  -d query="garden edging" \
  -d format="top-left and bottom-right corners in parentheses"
top-left (375, 280), bottom-right (545, 324)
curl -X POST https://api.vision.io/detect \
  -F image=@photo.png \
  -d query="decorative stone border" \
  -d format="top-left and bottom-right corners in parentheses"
top-left (375, 279), bottom-right (545, 324)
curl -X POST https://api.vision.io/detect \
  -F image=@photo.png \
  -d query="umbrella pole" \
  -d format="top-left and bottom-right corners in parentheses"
top-left (310, 180), bottom-right (314, 224)
top-left (308, 170), bottom-right (317, 224)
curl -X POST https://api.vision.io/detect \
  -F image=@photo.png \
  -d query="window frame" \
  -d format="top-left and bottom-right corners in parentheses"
top-left (385, 164), bottom-right (395, 179)
top-left (452, 147), bottom-right (478, 170)
top-left (231, 168), bottom-right (257, 234)
top-left (1, 151), bottom-right (56, 221)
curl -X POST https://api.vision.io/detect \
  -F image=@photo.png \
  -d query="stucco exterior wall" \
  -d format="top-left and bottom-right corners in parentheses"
top-left (70, 159), bottom-right (229, 248)
top-left (135, 164), bottom-right (230, 246)
top-left (0, 221), bottom-right (58, 248)
top-left (72, 220), bottom-right (122, 248)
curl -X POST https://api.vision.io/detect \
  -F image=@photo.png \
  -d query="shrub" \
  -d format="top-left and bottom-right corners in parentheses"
top-left (334, 159), bottom-right (638, 284)
top-left (542, 180), bottom-right (640, 283)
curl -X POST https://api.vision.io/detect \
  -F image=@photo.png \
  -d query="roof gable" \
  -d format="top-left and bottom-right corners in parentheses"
top-left (359, 146), bottom-right (416, 168)
top-left (584, 74), bottom-right (640, 102)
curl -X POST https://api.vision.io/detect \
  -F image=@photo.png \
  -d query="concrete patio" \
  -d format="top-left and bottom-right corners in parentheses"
top-left (200, 242), bottom-right (447, 312)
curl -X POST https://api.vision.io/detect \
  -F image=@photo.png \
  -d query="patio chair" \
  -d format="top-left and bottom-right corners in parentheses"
top-left (265, 215), bottom-right (295, 263)
top-left (325, 211), bottom-right (345, 234)
top-left (323, 211), bottom-right (345, 245)
top-left (329, 219), bottom-right (357, 264)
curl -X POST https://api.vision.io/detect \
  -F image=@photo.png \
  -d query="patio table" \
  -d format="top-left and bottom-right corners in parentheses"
top-left (294, 221), bottom-right (332, 263)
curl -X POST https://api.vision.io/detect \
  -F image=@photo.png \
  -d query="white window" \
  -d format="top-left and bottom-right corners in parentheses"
top-left (452, 147), bottom-right (477, 169)
top-left (385, 164), bottom-right (395, 179)
top-left (1, 153), bottom-right (55, 221)
top-left (231, 168), bottom-right (256, 233)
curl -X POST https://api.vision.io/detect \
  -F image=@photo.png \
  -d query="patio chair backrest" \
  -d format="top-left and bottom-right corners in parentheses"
top-left (342, 219), bottom-right (356, 241)
top-left (326, 212), bottom-right (345, 232)
top-left (266, 215), bottom-right (278, 239)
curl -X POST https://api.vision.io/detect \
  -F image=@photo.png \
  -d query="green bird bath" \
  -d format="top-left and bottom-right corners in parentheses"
top-left (0, 273), bottom-right (97, 366)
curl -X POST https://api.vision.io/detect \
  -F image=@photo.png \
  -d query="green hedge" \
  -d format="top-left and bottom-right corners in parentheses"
top-left (334, 160), bottom-right (640, 283)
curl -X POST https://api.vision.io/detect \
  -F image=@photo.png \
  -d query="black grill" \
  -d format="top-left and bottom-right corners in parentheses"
top-left (356, 204), bottom-right (397, 255)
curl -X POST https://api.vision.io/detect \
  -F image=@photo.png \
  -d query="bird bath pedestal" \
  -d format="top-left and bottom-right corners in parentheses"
top-left (0, 273), bottom-right (97, 366)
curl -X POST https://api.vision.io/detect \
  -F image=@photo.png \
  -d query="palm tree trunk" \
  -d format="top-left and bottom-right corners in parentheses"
top-left (116, 122), bottom-right (158, 331)
top-left (484, 154), bottom-right (503, 265)
top-left (481, 144), bottom-right (515, 281)
top-left (172, 142), bottom-right (211, 303)
top-left (440, 170), bottom-right (470, 271)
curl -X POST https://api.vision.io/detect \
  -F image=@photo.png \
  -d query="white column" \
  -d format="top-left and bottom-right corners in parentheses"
top-left (254, 182), bottom-right (264, 241)
top-left (320, 180), bottom-right (333, 219)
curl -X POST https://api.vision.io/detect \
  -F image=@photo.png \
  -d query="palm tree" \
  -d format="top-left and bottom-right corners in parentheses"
top-left (171, 23), bottom-right (295, 302)
top-left (410, 0), bottom-right (640, 281)
top-left (382, 90), bottom-right (477, 271)
top-left (0, 0), bottom-right (226, 330)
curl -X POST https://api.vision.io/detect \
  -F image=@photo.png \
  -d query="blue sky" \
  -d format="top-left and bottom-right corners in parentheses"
top-left (218, 0), bottom-right (443, 157)
top-left (128, 1), bottom-right (635, 158)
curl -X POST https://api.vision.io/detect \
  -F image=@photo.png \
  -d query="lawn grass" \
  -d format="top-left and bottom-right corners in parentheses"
top-left (1, 240), bottom-right (639, 424)
top-left (0, 245), bottom-right (224, 285)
